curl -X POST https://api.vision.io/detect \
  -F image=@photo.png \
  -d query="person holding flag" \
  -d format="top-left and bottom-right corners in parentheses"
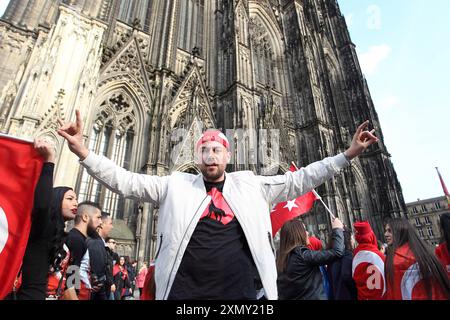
top-left (57, 110), bottom-right (378, 300)
top-left (276, 217), bottom-right (345, 299)
top-left (0, 135), bottom-right (47, 299)
top-left (15, 138), bottom-right (57, 300)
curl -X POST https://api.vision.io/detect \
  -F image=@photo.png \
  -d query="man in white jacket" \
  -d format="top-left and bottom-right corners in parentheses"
top-left (57, 110), bottom-right (378, 300)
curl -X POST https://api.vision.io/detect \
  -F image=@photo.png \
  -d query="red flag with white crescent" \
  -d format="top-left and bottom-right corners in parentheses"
top-left (270, 165), bottom-right (318, 236)
top-left (386, 244), bottom-right (447, 300)
top-left (0, 135), bottom-right (43, 299)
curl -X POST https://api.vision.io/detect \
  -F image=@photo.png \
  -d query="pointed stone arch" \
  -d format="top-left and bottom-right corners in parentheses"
top-left (351, 163), bottom-right (375, 225)
top-left (248, 2), bottom-right (284, 57)
top-left (170, 116), bottom-right (206, 172)
top-left (168, 63), bottom-right (215, 130)
top-left (249, 1), bottom-right (289, 106)
top-left (93, 81), bottom-right (148, 133)
top-left (99, 35), bottom-right (154, 102)
top-left (175, 162), bottom-right (200, 174)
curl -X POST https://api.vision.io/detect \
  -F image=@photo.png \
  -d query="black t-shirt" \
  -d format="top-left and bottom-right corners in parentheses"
top-left (65, 228), bottom-right (90, 289)
top-left (168, 179), bottom-right (257, 300)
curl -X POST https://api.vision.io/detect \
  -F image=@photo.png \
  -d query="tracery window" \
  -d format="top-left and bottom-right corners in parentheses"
top-left (77, 94), bottom-right (136, 219)
top-left (250, 17), bottom-right (279, 89)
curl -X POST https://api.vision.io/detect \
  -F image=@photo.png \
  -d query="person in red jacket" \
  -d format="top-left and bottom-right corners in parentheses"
top-left (384, 218), bottom-right (449, 300)
top-left (435, 213), bottom-right (450, 277)
top-left (352, 221), bottom-right (386, 300)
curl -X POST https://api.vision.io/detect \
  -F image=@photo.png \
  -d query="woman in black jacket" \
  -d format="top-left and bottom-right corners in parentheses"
top-left (277, 217), bottom-right (344, 300)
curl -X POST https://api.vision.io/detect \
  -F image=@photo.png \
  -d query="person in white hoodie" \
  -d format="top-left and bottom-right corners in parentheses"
top-left (57, 110), bottom-right (378, 300)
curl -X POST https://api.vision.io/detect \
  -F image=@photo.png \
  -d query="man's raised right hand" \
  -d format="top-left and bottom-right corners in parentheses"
top-left (57, 109), bottom-right (89, 160)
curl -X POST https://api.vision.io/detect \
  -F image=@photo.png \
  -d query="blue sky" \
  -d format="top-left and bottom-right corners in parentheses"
top-left (1, 1), bottom-right (449, 202)
top-left (338, 0), bottom-right (450, 202)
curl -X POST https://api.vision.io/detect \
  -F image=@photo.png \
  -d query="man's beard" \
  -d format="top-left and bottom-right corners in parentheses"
top-left (200, 166), bottom-right (225, 182)
top-left (87, 221), bottom-right (98, 238)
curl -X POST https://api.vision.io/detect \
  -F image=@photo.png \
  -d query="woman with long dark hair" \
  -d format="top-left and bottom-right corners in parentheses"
top-left (18, 187), bottom-right (77, 300)
top-left (46, 187), bottom-right (78, 298)
top-left (276, 217), bottom-right (344, 300)
top-left (384, 218), bottom-right (450, 300)
top-left (435, 212), bottom-right (450, 277)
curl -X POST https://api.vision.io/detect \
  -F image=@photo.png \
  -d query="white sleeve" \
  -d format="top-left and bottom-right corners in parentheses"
top-left (80, 152), bottom-right (169, 206)
top-left (257, 153), bottom-right (349, 205)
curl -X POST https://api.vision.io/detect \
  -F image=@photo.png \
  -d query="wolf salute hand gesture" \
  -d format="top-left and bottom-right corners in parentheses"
top-left (344, 120), bottom-right (379, 160)
top-left (57, 109), bottom-right (89, 160)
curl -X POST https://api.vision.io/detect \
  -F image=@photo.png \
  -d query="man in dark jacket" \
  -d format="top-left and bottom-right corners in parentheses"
top-left (87, 211), bottom-right (114, 300)
top-left (327, 227), bottom-right (358, 300)
top-left (105, 240), bottom-right (117, 299)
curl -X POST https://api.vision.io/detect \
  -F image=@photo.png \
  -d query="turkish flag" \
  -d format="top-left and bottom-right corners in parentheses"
top-left (0, 135), bottom-right (43, 299)
top-left (270, 165), bottom-right (318, 236)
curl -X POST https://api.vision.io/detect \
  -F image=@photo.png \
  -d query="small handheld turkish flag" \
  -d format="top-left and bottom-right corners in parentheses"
top-left (0, 135), bottom-right (43, 299)
top-left (270, 164), bottom-right (318, 236)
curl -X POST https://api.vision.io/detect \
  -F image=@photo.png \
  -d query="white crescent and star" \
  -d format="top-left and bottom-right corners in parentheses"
top-left (401, 262), bottom-right (422, 300)
top-left (352, 250), bottom-right (386, 295)
top-left (271, 200), bottom-right (299, 213)
top-left (0, 206), bottom-right (8, 254)
top-left (283, 200), bottom-right (298, 212)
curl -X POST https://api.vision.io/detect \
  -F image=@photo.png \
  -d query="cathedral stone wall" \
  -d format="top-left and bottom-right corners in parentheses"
top-left (0, 0), bottom-right (406, 263)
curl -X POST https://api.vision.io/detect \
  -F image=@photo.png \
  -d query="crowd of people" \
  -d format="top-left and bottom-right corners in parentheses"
top-left (276, 215), bottom-right (449, 300)
top-left (2, 111), bottom-right (449, 300)
top-left (5, 138), bottom-right (150, 300)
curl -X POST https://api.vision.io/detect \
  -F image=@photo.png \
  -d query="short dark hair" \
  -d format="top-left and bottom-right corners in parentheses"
top-left (74, 201), bottom-right (102, 225)
top-left (101, 211), bottom-right (111, 221)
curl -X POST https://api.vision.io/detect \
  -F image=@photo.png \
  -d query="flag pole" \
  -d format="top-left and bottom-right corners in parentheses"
top-left (291, 161), bottom-right (336, 220)
top-left (436, 167), bottom-right (450, 209)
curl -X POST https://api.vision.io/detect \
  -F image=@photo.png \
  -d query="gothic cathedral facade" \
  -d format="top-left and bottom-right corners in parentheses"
top-left (0, 0), bottom-right (406, 261)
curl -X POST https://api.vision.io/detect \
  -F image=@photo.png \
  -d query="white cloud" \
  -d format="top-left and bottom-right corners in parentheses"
top-left (345, 13), bottom-right (354, 28)
top-left (366, 5), bottom-right (382, 30)
top-left (378, 96), bottom-right (399, 110)
top-left (359, 44), bottom-right (391, 75)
